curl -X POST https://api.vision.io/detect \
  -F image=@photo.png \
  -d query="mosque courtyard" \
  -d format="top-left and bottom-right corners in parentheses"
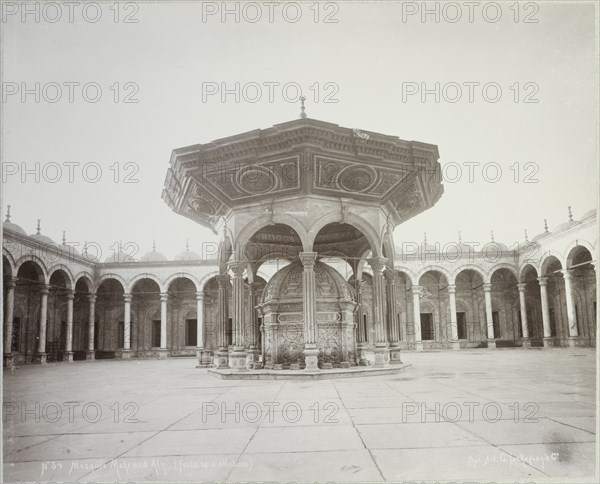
top-left (2, 349), bottom-right (597, 483)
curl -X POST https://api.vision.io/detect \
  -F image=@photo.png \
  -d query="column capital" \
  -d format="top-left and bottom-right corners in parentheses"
top-left (537, 276), bottom-right (548, 286)
top-left (299, 252), bottom-right (318, 268)
top-left (228, 261), bottom-right (246, 277)
top-left (483, 283), bottom-right (493, 292)
top-left (411, 285), bottom-right (423, 297)
top-left (384, 269), bottom-right (397, 284)
top-left (123, 292), bottom-right (132, 303)
top-left (87, 294), bottom-right (97, 303)
top-left (196, 291), bottom-right (205, 301)
top-left (66, 289), bottom-right (76, 300)
top-left (517, 283), bottom-right (527, 292)
top-left (216, 274), bottom-right (231, 287)
top-left (160, 292), bottom-right (169, 302)
top-left (447, 284), bottom-right (456, 294)
top-left (562, 269), bottom-right (574, 280)
top-left (4, 277), bottom-right (17, 289)
top-left (39, 284), bottom-right (51, 295)
top-left (367, 257), bottom-right (388, 273)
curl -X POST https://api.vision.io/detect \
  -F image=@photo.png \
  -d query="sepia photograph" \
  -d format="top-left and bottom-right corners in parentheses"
top-left (1, 1), bottom-right (598, 483)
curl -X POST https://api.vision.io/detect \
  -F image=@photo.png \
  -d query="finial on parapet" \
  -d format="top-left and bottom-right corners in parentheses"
top-left (153, 240), bottom-right (156, 252)
top-left (490, 230), bottom-right (495, 242)
top-left (568, 206), bottom-right (573, 222)
top-left (62, 231), bottom-right (66, 245)
top-left (186, 238), bottom-right (190, 251)
top-left (423, 233), bottom-right (428, 244)
top-left (5, 205), bottom-right (11, 223)
top-left (458, 231), bottom-right (462, 244)
top-left (36, 219), bottom-right (41, 235)
top-left (299, 95), bottom-right (307, 119)
top-left (83, 241), bottom-right (88, 256)
top-left (544, 219), bottom-right (549, 233)
top-left (524, 229), bottom-right (529, 242)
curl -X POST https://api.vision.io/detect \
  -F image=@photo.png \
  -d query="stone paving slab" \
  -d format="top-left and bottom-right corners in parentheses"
top-left (3, 348), bottom-right (597, 482)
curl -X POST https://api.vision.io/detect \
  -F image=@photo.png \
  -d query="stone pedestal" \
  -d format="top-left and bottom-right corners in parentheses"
top-left (303, 344), bottom-right (319, 372)
top-left (521, 338), bottom-right (532, 349)
top-left (214, 348), bottom-right (230, 368)
top-left (245, 346), bottom-right (260, 369)
top-left (357, 343), bottom-right (374, 366)
top-left (567, 337), bottom-right (586, 348)
top-left (229, 347), bottom-right (248, 371)
top-left (3, 353), bottom-right (15, 368)
top-left (64, 351), bottom-right (74, 363)
top-left (487, 340), bottom-right (496, 349)
top-left (373, 343), bottom-right (390, 368)
top-left (34, 353), bottom-right (47, 365)
top-left (116, 349), bottom-right (131, 359)
top-left (158, 349), bottom-right (168, 359)
top-left (389, 344), bottom-right (402, 364)
top-left (414, 341), bottom-right (424, 352)
top-left (86, 350), bottom-right (95, 361)
top-left (543, 337), bottom-right (556, 348)
top-left (449, 341), bottom-right (461, 351)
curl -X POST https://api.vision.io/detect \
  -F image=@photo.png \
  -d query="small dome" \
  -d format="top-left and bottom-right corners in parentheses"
top-left (262, 260), bottom-right (353, 303)
top-left (104, 251), bottom-right (136, 263)
top-left (141, 250), bottom-right (167, 262)
top-left (175, 249), bottom-right (201, 261)
top-left (3, 221), bottom-right (27, 236)
top-left (445, 243), bottom-right (476, 258)
top-left (30, 233), bottom-right (55, 245)
top-left (552, 220), bottom-right (579, 233)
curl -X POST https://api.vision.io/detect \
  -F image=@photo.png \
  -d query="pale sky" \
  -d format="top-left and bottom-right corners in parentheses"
top-left (2, 1), bottom-right (598, 261)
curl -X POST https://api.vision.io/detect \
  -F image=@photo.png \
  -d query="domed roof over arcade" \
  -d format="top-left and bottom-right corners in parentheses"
top-left (3, 206), bottom-right (26, 236)
top-left (174, 240), bottom-right (201, 261)
top-left (141, 241), bottom-right (168, 262)
top-left (261, 259), bottom-right (354, 303)
top-left (163, 116), bottom-right (443, 233)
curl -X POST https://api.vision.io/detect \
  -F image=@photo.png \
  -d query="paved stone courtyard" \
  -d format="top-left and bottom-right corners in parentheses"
top-left (2, 349), bottom-right (597, 483)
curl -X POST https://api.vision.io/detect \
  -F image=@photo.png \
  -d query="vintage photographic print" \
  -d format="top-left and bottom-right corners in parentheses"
top-left (1, 1), bottom-right (598, 483)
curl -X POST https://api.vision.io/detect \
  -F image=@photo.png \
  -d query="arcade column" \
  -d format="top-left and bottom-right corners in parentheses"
top-left (86, 294), bottom-right (96, 360)
top-left (385, 269), bottom-right (402, 363)
top-left (411, 285), bottom-right (423, 352)
top-left (35, 284), bottom-right (50, 364)
top-left (229, 261), bottom-right (247, 371)
top-left (214, 275), bottom-right (230, 368)
top-left (300, 252), bottom-right (319, 371)
top-left (64, 289), bottom-right (75, 362)
top-left (159, 292), bottom-right (168, 359)
top-left (537, 277), bottom-right (554, 347)
top-left (3, 277), bottom-right (16, 368)
top-left (483, 283), bottom-right (496, 349)
top-left (517, 283), bottom-right (531, 348)
top-left (447, 284), bottom-right (460, 350)
top-left (368, 257), bottom-right (389, 367)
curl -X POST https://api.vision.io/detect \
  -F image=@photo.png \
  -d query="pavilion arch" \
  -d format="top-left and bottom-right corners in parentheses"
top-left (48, 267), bottom-right (74, 291)
top-left (234, 214), bottom-right (311, 257)
top-left (416, 265), bottom-right (452, 285)
top-left (15, 254), bottom-right (49, 283)
top-left (540, 255), bottom-right (563, 276)
top-left (307, 212), bottom-right (381, 257)
top-left (519, 263), bottom-right (539, 282)
top-left (394, 267), bottom-right (417, 286)
top-left (165, 272), bottom-right (200, 292)
top-left (74, 272), bottom-right (96, 293)
top-left (488, 263), bottom-right (519, 284)
top-left (198, 271), bottom-right (221, 291)
top-left (565, 240), bottom-right (596, 268)
top-left (96, 273), bottom-right (127, 292)
top-left (2, 247), bottom-right (16, 276)
top-left (128, 273), bottom-right (164, 294)
top-left (48, 264), bottom-right (74, 290)
top-left (451, 265), bottom-right (486, 285)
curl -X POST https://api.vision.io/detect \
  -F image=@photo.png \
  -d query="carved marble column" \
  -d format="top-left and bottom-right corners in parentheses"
top-left (369, 257), bottom-right (389, 367)
top-left (120, 292), bottom-right (132, 359)
top-left (195, 292), bottom-right (209, 367)
top-left (246, 282), bottom-right (260, 368)
top-left (537, 277), bottom-right (553, 347)
top-left (86, 294), bottom-right (96, 360)
top-left (385, 269), bottom-right (402, 364)
top-left (447, 284), bottom-right (460, 350)
top-left (562, 269), bottom-right (580, 346)
top-left (3, 277), bottom-right (16, 367)
top-left (35, 284), bottom-right (50, 364)
top-left (300, 252), bottom-right (319, 371)
top-left (214, 275), bottom-right (230, 368)
top-left (483, 283), bottom-right (496, 348)
top-left (517, 283), bottom-right (531, 348)
top-left (64, 290), bottom-right (75, 362)
top-left (412, 285), bottom-right (424, 351)
top-left (159, 292), bottom-right (168, 358)
top-left (228, 261), bottom-right (247, 371)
